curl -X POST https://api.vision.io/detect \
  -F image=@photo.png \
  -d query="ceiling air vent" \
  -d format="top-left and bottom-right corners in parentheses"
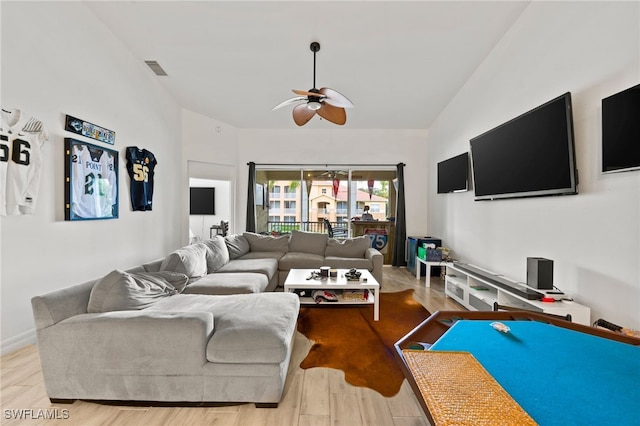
top-left (145, 60), bottom-right (168, 76)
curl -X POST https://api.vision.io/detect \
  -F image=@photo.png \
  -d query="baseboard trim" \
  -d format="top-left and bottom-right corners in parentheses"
top-left (1, 328), bottom-right (36, 356)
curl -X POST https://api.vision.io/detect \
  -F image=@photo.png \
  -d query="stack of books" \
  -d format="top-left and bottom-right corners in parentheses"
top-left (342, 289), bottom-right (370, 301)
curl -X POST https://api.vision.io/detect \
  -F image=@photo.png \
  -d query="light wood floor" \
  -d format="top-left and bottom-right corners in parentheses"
top-left (1, 266), bottom-right (465, 426)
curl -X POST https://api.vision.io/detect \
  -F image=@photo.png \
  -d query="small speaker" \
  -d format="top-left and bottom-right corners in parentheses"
top-left (527, 257), bottom-right (554, 290)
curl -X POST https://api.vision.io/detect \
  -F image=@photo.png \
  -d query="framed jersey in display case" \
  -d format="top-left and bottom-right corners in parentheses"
top-left (64, 138), bottom-right (118, 220)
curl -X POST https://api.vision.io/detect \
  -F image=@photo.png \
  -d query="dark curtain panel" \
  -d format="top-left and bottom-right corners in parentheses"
top-left (392, 162), bottom-right (407, 266)
top-left (246, 162), bottom-right (256, 233)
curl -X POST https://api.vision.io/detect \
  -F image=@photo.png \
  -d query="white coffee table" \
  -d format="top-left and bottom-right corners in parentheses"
top-left (284, 269), bottom-right (380, 321)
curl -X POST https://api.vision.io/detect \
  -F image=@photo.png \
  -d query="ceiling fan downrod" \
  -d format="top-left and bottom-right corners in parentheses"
top-left (310, 42), bottom-right (320, 92)
top-left (306, 42), bottom-right (322, 110)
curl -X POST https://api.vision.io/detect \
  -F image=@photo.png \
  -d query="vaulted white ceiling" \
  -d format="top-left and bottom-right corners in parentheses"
top-left (85, 1), bottom-right (530, 129)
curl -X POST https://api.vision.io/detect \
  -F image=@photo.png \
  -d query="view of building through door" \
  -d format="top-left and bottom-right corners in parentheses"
top-left (255, 167), bottom-right (397, 236)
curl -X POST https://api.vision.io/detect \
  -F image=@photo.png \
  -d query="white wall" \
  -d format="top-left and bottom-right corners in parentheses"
top-left (0, 2), bottom-right (183, 353)
top-left (427, 2), bottom-right (640, 329)
top-left (181, 110), bottom-right (238, 240)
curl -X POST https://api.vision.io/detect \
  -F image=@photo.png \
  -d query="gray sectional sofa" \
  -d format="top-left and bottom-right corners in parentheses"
top-left (31, 230), bottom-right (382, 406)
top-left (141, 230), bottom-right (383, 293)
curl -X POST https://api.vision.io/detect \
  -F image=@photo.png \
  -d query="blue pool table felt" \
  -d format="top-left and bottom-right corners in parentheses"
top-left (429, 320), bottom-right (640, 425)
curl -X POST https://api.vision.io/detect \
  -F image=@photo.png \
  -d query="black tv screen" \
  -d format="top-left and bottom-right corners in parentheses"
top-left (470, 92), bottom-right (578, 201)
top-left (602, 83), bottom-right (640, 173)
top-left (437, 152), bottom-right (469, 193)
top-left (190, 187), bottom-right (215, 215)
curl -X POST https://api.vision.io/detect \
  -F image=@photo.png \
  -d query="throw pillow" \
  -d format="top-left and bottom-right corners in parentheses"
top-left (87, 270), bottom-right (188, 313)
top-left (224, 234), bottom-right (250, 259)
top-left (151, 270), bottom-right (190, 293)
top-left (202, 236), bottom-right (230, 272)
top-left (159, 243), bottom-right (208, 277)
top-left (243, 232), bottom-right (290, 253)
top-left (288, 230), bottom-right (328, 256)
top-left (325, 236), bottom-right (371, 258)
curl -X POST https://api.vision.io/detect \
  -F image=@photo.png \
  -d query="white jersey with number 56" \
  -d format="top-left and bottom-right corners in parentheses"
top-left (1, 108), bottom-right (48, 216)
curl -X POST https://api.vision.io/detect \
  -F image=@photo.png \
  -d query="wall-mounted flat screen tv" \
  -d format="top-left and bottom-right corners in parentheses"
top-left (602, 83), bottom-right (640, 173)
top-left (190, 187), bottom-right (215, 215)
top-left (437, 152), bottom-right (469, 193)
top-left (470, 92), bottom-right (578, 201)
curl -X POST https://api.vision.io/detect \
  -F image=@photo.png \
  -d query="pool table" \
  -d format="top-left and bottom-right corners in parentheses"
top-left (394, 311), bottom-right (640, 425)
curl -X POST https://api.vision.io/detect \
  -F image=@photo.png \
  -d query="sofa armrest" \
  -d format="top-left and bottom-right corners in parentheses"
top-left (31, 281), bottom-right (95, 330)
top-left (365, 248), bottom-right (384, 284)
top-left (36, 311), bottom-right (214, 376)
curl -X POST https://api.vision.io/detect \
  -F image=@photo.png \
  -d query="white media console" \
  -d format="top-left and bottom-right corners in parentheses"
top-left (416, 257), bottom-right (591, 325)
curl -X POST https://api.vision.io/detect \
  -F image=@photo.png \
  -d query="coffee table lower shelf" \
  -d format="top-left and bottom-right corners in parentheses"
top-left (284, 268), bottom-right (380, 321)
top-left (295, 291), bottom-right (375, 305)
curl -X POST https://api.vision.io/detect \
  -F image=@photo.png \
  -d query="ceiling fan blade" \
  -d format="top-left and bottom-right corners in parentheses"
top-left (319, 87), bottom-right (354, 108)
top-left (292, 89), bottom-right (326, 98)
top-left (272, 96), bottom-right (307, 110)
top-left (292, 104), bottom-right (316, 126)
top-left (317, 102), bottom-right (347, 125)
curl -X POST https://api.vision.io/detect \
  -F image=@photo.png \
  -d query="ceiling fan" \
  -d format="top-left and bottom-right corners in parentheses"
top-left (315, 170), bottom-right (348, 179)
top-left (273, 42), bottom-right (353, 126)
top-left (312, 170), bottom-right (363, 179)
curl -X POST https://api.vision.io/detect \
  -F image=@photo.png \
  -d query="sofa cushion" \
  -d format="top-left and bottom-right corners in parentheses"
top-left (288, 230), bottom-right (328, 256)
top-left (148, 293), bottom-right (300, 364)
top-left (325, 236), bottom-right (371, 258)
top-left (160, 243), bottom-right (208, 278)
top-left (278, 252), bottom-right (325, 271)
top-left (87, 270), bottom-right (188, 313)
top-left (217, 258), bottom-right (278, 282)
top-left (243, 232), bottom-right (290, 253)
top-left (224, 234), bottom-right (250, 260)
top-left (201, 236), bottom-right (230, 272)
top-left (183, 273), bottom-right (268, 295)
top-left (206, 294), bottom-right (299, 364)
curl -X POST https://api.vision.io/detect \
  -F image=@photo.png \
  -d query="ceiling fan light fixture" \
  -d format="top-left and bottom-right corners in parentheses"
top-left (307, 100), bottom-right (322, 111)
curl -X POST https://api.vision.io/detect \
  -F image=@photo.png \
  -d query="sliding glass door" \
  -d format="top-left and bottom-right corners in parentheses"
top-left (254, 166), bottom-right (396, 237)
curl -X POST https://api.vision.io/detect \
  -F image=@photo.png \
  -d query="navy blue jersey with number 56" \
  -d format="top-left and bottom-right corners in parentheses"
top-left (126, 147), bottom-right (157, 211)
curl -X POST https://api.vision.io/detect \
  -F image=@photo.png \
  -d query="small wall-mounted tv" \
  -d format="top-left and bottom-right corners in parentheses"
top-left (470, 92), bottom-right (578, 201)
top-left (190, 187), bottom-right (215, 215)
top-left (602, 83), bottom-right (640, 173)
top-left (437, 152), bottom-right (469, 193)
